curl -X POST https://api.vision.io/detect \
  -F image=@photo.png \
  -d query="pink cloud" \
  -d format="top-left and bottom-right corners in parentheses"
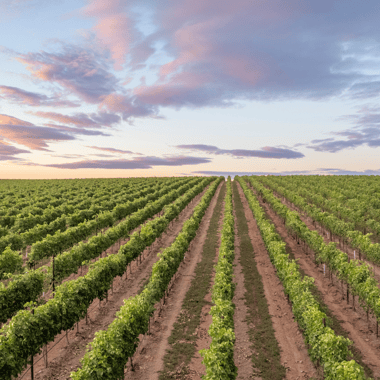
top-left (98, 93), bottom-right (160, 120)
top-left (158, 20), bottom-right (217, 80)
top-left (175, 144), bottom-right (304, 159)
top-left (43, 124), bottom-right (111, 137)
top-left (0, 140), bottom-right (30, 161)
top-left (80, 0), bottom-right (133, 71)
top-left (0, 114), bottom-right (75, 150)
top-left (0, 114), bottom-right (110, 151)
top-left (0, 114), bottom-right (34, 127)
top-left (93, 15), bottom-right (131, 71)
top-left (129, 2), bottom-right (294, 109)
top-left (43, 155), bottom-right (212, 169)
top-left (0, 85), bottom-right (80, 107)
top-left (85, 146), bottom-right (141, 155)
top-left (160, 0), bottom-right (303, 31)
top-left (15, 46), bottom-right (120, 103)
top-left (30, 110), bottom-right (120, 128)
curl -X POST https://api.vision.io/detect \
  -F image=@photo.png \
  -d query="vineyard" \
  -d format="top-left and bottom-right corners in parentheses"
top-left (1, 175), bottom-right (380, 379)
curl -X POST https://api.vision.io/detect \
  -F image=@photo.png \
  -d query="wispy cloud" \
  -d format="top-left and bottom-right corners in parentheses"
top-left (4, 1), bottom-right (380, 116)
top-left (10, 43), bottom-right (163, 121)
top-left (43, 155), bottom-right (211, 169)
top-left (50, 154), bottom-right (85, 159)
top-left (85, 146), bottom-right (142, 155)
top-left (175, 144), bottom-right (304, 159)
top-left (0, 114), bottom-right (109, 151)
top-left (15, 44), bottom-right (121, 103)
top-left (308, 104), bottom-right (380, 152)
top-left (0, 140), bottom-right (30, 161)
top-left (127, 0), bottom-right (380, 110)
top-left (0, 85), bottom-right (80, 107)
top-left (43, 124), bottom-right (111, 137)
top-left (98, 93), bottom-right (161, 121)
top-left (29, 110), bottom-right (121, 129)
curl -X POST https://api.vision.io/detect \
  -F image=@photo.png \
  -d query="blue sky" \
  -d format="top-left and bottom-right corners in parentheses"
top-left (1, 0), bottom-right (380, 178)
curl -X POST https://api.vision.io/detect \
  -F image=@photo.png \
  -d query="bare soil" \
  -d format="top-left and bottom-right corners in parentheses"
top-left (254, 184), bottom-right (380, 379)
top-left (231, 194), bottom-right (254, 380)
top-left (185, 187), bottom-right (225, 380)
top-left (274, 186), bottom-right (380, 287)
top-left (123, 181), bottom-right (224, 380)
top-left (236, 182), bottom-right (319, 380)
top-left (18, 184), bottom-right (211, 380)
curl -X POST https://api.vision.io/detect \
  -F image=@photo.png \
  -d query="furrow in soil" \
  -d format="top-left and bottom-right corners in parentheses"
top-left (253, 183), bottom-right (380, 379)
top-left (231, 184), bottom-right (254, 380)
top-left (123, 181), bottom-right (225, 380)
top-left (236, 181), bottom-right (319, 380)
top-left (28, 184), bottom-right (211, 380)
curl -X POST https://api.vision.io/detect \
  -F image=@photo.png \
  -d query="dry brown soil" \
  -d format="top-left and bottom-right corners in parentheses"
top-left (18, 184), bottom-right (211, 380)
top-left (186, 188), bottom-right (225, 380)
top-left (123, 181), bottom-right (224, 380)
top-left (231, 194), bottom-right (255, 380)
top-left (236, 182), bottom-right (318, 380)
top-left (253, 183), bottom-right (380, 379)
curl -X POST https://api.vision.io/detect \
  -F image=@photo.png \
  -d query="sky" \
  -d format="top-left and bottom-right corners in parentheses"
top-left (1, 0), bottom-right (380, 179)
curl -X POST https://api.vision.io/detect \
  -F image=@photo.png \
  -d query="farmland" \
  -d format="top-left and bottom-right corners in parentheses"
top-left (1, 176), bottom-right (380, 379)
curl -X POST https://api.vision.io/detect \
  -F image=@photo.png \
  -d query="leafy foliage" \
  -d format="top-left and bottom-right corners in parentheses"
top-left (200, 177), bottom-right (237, 380)
top-left (0, 246), bottom-right (23, 280)
top-left (70, 177), bottom-right (223, 379)
top-left (237, 176), bottom-right (368, 380)
top-left (0, 177), bottom-right (219, 380)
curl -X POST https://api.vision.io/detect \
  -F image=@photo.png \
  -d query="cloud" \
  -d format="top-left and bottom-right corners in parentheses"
top-left (15, 44), bottom-right (121, 103)
top-left (30, 110), bottom-right (121, 128)
top-left (316, 168), bottom-right (380, 175)
top-left (0, 85), bottom-right (80, 107)
top-left (308, 104), bottom-right (380, 152)
top-left (43, 124), bottom-right (111, 137)
top-left (98, 93), bottom-right (161, 121)
top-left (50, 154), bottom-right (85, 159)
top-left (76, 0), bottom-right (137, 71)
top-left (85, 146), bottom-right (141, 155)
top-left (124, 0), bottom-right (380, 110)
top-left (9, 43), bottom-right (162, 120)
top-left (175, 144), bottom-right (304, 159)
top-left (0, 140), bottom-right (30, 161)
top-left (43, 155), bottom-right (211, 169)
top-left (4, 0), bottom-right (380, 124)
top-left (0, 114), bottom-right (109, 151)
top-left (89, 154), bottom-right (116, 158)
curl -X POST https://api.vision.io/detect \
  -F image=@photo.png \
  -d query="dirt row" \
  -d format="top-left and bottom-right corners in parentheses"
top-left (121, 179), bottom-right (320, 380)
top-left (123, 181), bottom-right (225, 380)
top-left (249, 180), bottom-right (380, 379)
top-left (20, 182), bottom-right (213, 380)
top-left (235, 182), bottom-right (317, 380)
top-left (24, 176), bottom-right (371, 380)
top-left (25, 183), bottom-right (206, 309)
top-left (267, 183), bottom-right (380, 285)
top-left (20, 182), bottom-right (170, 267)
top-left (231, 186), bottom-right (255, 380)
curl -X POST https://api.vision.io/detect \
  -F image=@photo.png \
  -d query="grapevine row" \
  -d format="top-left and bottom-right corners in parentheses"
top-left (237, 176), bottom-right (368, 379)
top-left (27, 177), bottom-right (191, 265)
top-left (70, 177), bottom-right (223, 380)
top-left (0, 177), bottom-right (204, 324)
top-left (200, 176), bottom-right (237, 380)
top-left (0, 177), bottom-right (217, 379)
top-left (258, 177), bottom-right (380, 268)
top-left (0, 178), bottom-right (172, 256)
